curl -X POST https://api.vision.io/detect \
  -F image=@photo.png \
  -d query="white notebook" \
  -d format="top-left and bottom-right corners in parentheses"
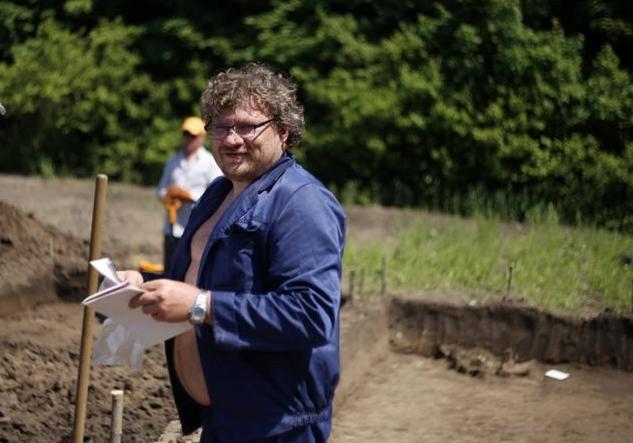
top-left (83, 258), bottom-right (191, 346)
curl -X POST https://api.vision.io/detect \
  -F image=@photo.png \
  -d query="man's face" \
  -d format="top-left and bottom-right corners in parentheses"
top-left (210, 102), bottom-right (288, 187)
top-left (183, 132), bottom-right (205, 154)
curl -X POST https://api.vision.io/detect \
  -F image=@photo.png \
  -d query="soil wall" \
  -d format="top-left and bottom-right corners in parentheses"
top-left (389, 296), bottom-right (633, 370)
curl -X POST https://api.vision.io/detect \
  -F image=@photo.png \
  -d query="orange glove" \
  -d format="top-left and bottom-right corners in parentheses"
top-left (160, 193), bottom-right (182, 210)
top-left (138, 260), bottom-right (164, 274)
top-left (160, 194), bottom-right (181, 224)
top-left (166, 186), bottom-right (192, 202)
top-left (160, 187), bottom-right (191, 226)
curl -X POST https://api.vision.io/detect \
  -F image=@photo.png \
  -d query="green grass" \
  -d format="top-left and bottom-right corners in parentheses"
top-left (343, 208), bottom-right (633, 312)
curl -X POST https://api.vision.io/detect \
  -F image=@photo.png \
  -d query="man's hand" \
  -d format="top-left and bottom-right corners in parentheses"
top-left (160, 193), bottom-right (182, 211)
top-left (166, 186), bottom-right (193, 202)
top-left (117, 270), bottom-right (144, 286)
top-left (129, 279), bottom-right (199, 323)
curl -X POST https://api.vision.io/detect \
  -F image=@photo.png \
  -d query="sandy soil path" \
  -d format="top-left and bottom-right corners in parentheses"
top-left (331, 351), bottom-right (633, 443)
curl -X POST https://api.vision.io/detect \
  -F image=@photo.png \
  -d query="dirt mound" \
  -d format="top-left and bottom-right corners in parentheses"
top-left (0, 302), bottom-right (175, 443)
top-left (0, 200), bottom-right (127, 316)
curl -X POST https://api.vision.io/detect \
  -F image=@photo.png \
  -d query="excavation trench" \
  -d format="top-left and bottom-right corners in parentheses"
top-left (1, 196), bottom-right (632, 442)
top-left (330, 296), bottom-right (633, 443)
top-left (387, 295), bottom-right (633, 371)
top-left (336, 294), bottom-right (633, 414)
top-left (157, 296), bottom-right (633, 442)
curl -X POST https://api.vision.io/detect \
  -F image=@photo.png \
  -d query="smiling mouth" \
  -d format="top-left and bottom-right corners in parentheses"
top-left (224, 152), bottom-right (247, 165)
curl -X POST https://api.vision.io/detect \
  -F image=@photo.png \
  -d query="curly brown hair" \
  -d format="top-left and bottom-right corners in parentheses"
top-left (200, 63), bottom-right (304, 149)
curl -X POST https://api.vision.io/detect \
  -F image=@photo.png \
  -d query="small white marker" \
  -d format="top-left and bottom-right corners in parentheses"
top-left (545, 369), bottom-right (570, 380)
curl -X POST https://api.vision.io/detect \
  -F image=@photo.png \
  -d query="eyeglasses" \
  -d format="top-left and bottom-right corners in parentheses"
top-left (206, 118), bottom-right (274, 140)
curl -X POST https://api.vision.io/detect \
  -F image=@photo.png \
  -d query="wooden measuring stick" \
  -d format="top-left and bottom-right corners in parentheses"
top-left (72, 174), bottom-right (108, 443)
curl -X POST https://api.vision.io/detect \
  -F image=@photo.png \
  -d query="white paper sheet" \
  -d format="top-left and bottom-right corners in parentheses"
top-left (545, 369), bottom-right (570, 380)
top-left (84, 258), bottom-right (192, 346)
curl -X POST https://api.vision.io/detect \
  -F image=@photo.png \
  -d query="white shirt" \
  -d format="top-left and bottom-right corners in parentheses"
top-left (157, 146), bottom-right (222, 238)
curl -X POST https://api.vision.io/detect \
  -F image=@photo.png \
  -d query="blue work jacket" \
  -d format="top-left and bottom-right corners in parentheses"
top-left (163, 152), bottom-right (346, 441)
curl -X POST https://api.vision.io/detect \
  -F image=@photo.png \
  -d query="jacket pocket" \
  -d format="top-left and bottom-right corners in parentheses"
top-left (210, 216), bottom-right (268, 292)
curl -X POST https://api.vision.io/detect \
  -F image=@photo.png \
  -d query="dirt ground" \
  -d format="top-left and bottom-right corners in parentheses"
top-left (1, 174), bottom-right (632, 442)
top-left (0, 302), bottom-right (174, 443)
top-left (331, 352), bottom-right (633, 443)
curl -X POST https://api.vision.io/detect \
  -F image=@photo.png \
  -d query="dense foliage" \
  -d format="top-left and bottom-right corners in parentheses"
top-left (0, 0), bottom-right (631, 230)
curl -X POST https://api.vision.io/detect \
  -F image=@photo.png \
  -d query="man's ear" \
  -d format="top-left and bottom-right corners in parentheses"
top-left (279, 127), bottom-right (290, 147)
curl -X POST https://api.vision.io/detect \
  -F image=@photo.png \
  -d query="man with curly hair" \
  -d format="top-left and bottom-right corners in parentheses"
top-left (120, 63), bottom-right (345, 442)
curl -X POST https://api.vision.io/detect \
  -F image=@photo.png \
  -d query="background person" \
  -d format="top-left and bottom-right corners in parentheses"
top-left (120, 63), bottom-right (345, 442)
top-left (157, 116), bottom-right (222, 269)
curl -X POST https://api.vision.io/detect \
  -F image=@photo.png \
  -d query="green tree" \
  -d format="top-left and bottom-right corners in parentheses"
top-left (0, 0), bottom-right (631, 229)
top-left (0, 16), bottom-right (172, 180)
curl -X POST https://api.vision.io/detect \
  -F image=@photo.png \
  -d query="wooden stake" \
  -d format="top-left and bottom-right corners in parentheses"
top-left (506, 263), bottom-right (514, 296)
top-left (348, 269), bottom-right (356, 300)
top-left (381, 256), bottom-right (387, 295)
top-left (72, 174), bottom-right (108, 443)
top-left (110, 389), bottom-right (124, 443)
top-left (359, 268), bottom-right (365, 295)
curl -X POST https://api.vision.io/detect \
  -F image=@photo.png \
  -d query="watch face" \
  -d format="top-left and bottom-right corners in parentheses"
top-left (191, 305), bottom-right (205, 323)
top-left (190, 291), bottom-right (208, 324)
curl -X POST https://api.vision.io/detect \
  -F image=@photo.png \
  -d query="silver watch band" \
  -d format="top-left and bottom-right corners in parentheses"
top-left (189, 290), bottom-right (209, 325)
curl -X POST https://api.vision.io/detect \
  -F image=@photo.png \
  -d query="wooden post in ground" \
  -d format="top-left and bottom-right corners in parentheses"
top-left (506, 263), bottom-right (514, 299)
top-left (110, 389), bottom-right (124, 443)
top-left (381, 256), bottom-right (387, 295)
top-left (72, 174), bottom-right (108, 443)
top-left (348, 269), bottom-right (356, 301)
top-left (359, 268), bottom-right (365, 295)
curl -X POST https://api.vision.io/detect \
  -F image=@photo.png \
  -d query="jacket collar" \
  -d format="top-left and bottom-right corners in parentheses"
top-left (169, 152), bottom-right (295, 282)
top-left (212, 150), bottom-right (294, 234)
top-left (185, 151), bottom-right (294, 280)
top-left (252, 150), bottom-right (295, 193)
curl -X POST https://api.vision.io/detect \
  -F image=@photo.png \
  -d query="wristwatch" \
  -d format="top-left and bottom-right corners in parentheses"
top-left (189, 290), bottom-right (210, 325)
